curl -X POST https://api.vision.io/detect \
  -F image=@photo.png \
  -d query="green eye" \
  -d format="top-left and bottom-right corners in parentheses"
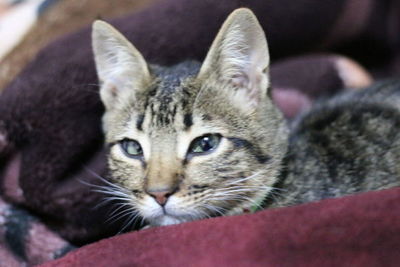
top-left (120, 139), bottom-right (143, 158)
top-left (189, 134), bottom-right (221, 155)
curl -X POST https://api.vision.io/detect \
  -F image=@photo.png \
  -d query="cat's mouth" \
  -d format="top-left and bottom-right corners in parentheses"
top-left (140, 195), bottom-right (202, 226)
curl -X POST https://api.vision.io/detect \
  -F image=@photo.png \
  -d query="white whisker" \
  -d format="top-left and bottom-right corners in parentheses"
top-left (107, 206), bottom-right (137, 224)
top-left (201, 203), bottom-right (226, 216)
top-left (81, 167), bottom-right (144, 231)
top-left (118, 211), bottom-right (142, 234)
top-left (225, 171), bottom-right (264, 185)
top-left (192, 207), bottom-right (212, 220)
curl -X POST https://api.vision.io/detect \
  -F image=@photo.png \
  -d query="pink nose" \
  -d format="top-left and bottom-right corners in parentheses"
top-left (148, 191), bottom-right (171, 206)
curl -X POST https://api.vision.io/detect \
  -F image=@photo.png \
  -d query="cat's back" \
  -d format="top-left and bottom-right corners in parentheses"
top-left (274, 80), bottom-right (400, 207)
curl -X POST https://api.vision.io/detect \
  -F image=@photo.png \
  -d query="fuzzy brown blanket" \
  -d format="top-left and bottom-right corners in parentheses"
top-left (0, 0), bottom-right (399, 265)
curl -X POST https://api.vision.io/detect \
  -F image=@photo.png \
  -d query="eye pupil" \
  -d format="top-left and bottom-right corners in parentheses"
top-left (190, 134), bottom-right (221, 155)
top-left (201, 137), bottom-right (212, 151)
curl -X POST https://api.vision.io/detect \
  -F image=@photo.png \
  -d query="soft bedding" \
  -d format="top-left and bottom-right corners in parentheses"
top-left (0, 0), bottom-right (399, 265)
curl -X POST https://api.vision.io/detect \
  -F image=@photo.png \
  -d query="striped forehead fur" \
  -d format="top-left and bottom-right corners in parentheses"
top-left (143, 61), bottom-right (201, 128)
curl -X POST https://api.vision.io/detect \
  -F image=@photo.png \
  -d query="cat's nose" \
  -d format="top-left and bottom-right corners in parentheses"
top-left (147, 190), bottom-right (175, 206)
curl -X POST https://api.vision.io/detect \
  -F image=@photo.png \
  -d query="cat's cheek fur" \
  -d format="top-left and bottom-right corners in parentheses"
top-left (108, 150), bottom-right (144, 191)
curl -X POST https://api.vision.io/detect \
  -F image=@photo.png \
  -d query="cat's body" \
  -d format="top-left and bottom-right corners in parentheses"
top-left (269, 79), bottom-right (400, 208)
top-left (91, 9), bottom-right (400, 227)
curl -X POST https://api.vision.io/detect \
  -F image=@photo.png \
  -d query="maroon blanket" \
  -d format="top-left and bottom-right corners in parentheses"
top-left (44, 187), bottom-right (400, 266)
top-left (0, 0), bottom-right (399, 265)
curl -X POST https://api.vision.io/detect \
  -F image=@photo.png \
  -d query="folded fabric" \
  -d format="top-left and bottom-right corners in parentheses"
top-left (0, 196), bottom-right (74, 265)
top-left (43, 187), bottom-right (400, 266)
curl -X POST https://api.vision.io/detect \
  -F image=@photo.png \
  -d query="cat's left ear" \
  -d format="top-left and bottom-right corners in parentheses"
top-left (92, 20), bottom-right (150, 110)
top-left (198, 8), bottom-right (270, 110)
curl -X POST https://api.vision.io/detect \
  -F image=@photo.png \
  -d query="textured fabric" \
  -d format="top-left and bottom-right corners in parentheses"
top-left (43, 187), bottom-right (400, 267)
top-left (0, 0), bottom-right (59, 61)
top-left (0, 0), bottom-right (155, 91)
top-left (0, 196), bottom-right (74, 266)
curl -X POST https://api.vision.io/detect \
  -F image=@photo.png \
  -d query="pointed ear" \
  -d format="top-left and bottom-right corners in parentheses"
top-left (92, 20), bottom-right (150, 110)
top-left (198, 8), bottom-right (270, 110)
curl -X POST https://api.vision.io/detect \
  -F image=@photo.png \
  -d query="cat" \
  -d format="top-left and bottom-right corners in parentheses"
top-left (91, 8), bottom-right (400, 227)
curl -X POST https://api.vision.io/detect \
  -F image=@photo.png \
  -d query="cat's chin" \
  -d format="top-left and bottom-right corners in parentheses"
top-left (148, 215), bottom-right (189, 226)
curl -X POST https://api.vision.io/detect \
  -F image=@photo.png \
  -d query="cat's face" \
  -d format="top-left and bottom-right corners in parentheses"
top-left (92, 8), bottom-right (288, 226)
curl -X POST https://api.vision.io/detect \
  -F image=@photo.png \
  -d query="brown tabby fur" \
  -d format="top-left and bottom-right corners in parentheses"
top-left (270, 80), bottom-right (400, 208)
top-left (92, 8), bottom-right (400, 227)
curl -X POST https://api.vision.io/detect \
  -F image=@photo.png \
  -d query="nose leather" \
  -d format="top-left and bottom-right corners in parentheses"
top-left (148, 190), bottom-right (173, 206)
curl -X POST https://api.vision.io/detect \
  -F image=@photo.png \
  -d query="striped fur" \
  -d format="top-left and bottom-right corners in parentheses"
top-left (92, 9), bottom-right (400, 228)
top-left (269, 80), bottom-right (400, 208)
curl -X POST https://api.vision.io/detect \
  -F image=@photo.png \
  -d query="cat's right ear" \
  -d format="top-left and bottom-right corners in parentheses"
top-left (197, 9), bottom-right (270, 113)
top-left (92, 21), bottom-right (150, 110)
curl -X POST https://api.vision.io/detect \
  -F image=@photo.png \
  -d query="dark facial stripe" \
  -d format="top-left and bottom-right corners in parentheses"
top-left (227, 137), bottom-right (271, 164)
top-left (136, 114), bottom-right (145, 131)
top-left (183, 113), bottom-right (193, 129)
top-left (202, 114), bottom-right (212, 121)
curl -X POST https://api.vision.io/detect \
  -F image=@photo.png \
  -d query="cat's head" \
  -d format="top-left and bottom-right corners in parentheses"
top-left (92, 8), bottom-right (288, 226)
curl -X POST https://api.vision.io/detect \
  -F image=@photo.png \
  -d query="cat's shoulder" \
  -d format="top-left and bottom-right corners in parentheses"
top-left (290, 79), bottom-right (400, 134)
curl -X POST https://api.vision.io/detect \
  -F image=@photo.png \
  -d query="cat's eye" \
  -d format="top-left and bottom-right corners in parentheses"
top-left (188, 134), bottom-right (221, 155)
top-left (120, 139), bottom-right (143, 158)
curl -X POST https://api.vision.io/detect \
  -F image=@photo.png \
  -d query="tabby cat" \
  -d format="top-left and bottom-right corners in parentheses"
top-left (91, 8), bottom-right (400, 227)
